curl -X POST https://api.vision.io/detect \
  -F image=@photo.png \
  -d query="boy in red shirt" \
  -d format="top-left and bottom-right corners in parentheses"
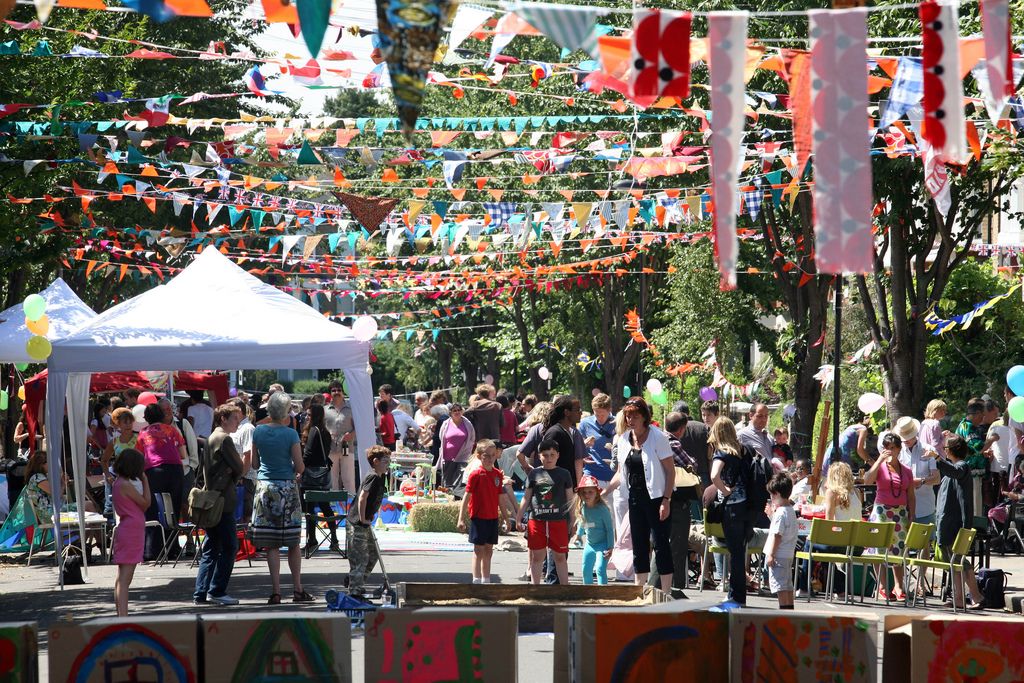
top-left (458, 440), bottom-right (508, 584)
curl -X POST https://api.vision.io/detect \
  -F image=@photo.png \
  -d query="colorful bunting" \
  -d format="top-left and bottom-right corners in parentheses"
top-left (809, 7), bottom-right (874, 275)
top-left (708, 11), bottom-right (748, 290)
top-left (629, 9), bottom-right (692, 107)
top-left (334, 191), bottom-right (399, 232)
top-left (376, 0), bottom-right (452, 135)
top-left (296, 0), bottom-right (331, 58)
top-left (510, 2), bottom-right (608, 57)
top-left (920, 0), bottom-right (967, 163)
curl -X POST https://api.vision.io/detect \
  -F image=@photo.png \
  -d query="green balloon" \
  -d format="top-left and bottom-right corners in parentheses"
top-left (25, 335), bottom-right (52, 361)
top-left (14, 363), bottom-right (28, 372)
top-left (23, 294), bottom-right (46, 322)
top-left (0, 390), bottom-right (7, 410)
top-left (623, 386), bottom-right (632, 399)
top-left (1009, 396), bottom-right (1024, 423)
top-left (652, 391), bottom-right (667, 405)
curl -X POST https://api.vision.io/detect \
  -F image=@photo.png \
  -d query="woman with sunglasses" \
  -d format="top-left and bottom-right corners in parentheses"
top-left (862, 432), bottom-right (916, 601)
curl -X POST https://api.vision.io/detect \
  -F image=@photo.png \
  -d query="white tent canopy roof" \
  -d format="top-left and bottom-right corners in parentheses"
top-left (48, 247), bottom-right (367, 372)
top-left (0, 278), bottom-right (96, 363)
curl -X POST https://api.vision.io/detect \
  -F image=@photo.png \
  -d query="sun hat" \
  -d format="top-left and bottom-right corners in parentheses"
top-left (893, 416), bottom-right (921, 442)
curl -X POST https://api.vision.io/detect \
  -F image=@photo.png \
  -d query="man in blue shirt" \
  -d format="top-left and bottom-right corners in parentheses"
top-left (578, 393), bottom-right (616, 486)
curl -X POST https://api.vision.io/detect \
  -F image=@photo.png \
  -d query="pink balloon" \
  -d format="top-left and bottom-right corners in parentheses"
top-left (138, 391), bottom-right (160, 406)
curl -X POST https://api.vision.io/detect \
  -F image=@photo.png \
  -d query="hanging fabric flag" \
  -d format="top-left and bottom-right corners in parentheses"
top-left (483, 202), bottom-right (517, 227)
top-left (809, 8), bottom-right (874, 275)
top-left (376, 0), bottom-right (452, 136)
top-left (708, 11), bottom-right (747, 290)
top-left (783, 50), bottom-right (812, 177)
top-left (140, 96), bottom-right (171, 128)
top-left (877, 57), bottom-right (923, 129)
top-left (980, 0), bottom-right (1013, 122)
top-left (908, 104), bottom-right (952, 216)
top-left (510, 2), bottom-right (609, 57)
top-left (919, 0), bottom-right (966, 163)
top-left (629, 9), bottom-right (692, 107)
top-left (447, 4), bottom-right (492, 52)
top-left (334, 192), bottom-right (398, 233)
top-left (297, 0), bottom-right (331, 58)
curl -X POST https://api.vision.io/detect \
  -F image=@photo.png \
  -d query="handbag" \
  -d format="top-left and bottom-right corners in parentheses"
top-left (301, 427), bottom-right (332, 490)
top-left (187, 487), bottom-right (224, 529)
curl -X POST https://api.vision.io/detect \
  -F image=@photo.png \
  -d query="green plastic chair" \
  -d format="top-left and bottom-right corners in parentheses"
top-left (848, 521), bottom-right (896, 604)
top-left (793, 519), bottom-right (855, 603)
top-left (698, 514), bottom-right (761, 593)
top-left (899, 522), bottom-right (936, 605)
top-left (907, 527), bottom-right (977, 614)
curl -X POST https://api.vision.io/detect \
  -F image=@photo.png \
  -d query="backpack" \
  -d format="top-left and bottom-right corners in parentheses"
top-left (976, 568), bottom-right (1008, 609)
top-left (743, 446), bottom-right (773, 513)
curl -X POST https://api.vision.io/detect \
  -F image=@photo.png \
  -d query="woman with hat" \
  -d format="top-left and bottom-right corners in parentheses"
top-left (863, 432), bottom-right (916, 602)
top-left (574, 474), bottom-right (614, 584)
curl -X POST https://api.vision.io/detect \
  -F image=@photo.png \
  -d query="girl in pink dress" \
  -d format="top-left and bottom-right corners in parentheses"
top-left (111, 448), bottom-right (150, 617)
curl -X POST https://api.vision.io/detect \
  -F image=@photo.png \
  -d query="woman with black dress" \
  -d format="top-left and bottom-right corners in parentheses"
top-left (301, 404), bottom-right (337, 555)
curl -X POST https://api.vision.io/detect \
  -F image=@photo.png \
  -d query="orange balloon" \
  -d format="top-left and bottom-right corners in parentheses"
top-left (26, 314), bottom-right (49, 336)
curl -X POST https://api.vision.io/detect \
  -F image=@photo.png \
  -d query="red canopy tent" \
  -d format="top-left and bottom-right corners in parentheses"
top-left (23, 370), bottom-right (229, 453)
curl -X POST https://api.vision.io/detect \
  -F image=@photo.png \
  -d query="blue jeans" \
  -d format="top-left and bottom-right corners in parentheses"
top-left (194, 508), bottom-right (237, 600)
top-left (582, 545), bottom-right (609, 585)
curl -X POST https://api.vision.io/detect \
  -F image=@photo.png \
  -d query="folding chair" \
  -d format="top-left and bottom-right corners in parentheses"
top-left (899, 522), bottom-right (936, 604)
top-left (907, 527), bottom-right (977, 614)
top-left (793, 519), bottom-right (855, 603)
top-left (26, 522), bottom-right (55, 567)
top-left (153, 492), bottom-right (181, 565)
top-left (848, 521), bottom-right (896, 604)
top-left (303, 489), bottom-right (349, 559)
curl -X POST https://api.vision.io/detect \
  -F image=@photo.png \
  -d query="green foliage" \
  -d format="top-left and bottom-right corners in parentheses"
top-left (924, 261), bottom-right (1024, 403)
top-left (293, 379), bottom-right (329, 396)
top-left (240, 370), bottom-right (288, 394)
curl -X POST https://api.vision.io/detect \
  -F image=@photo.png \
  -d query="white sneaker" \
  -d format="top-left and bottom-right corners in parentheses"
top-left (208, 594), bottom-right (240, 606)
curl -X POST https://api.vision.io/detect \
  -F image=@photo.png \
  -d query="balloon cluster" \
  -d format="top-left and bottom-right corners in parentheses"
top-left (22, 293), bottom-right (51, 361)
top-left (1007, 366), bottom-right (1024, 422)
top-left (646, 378), bottom-right (667, 405)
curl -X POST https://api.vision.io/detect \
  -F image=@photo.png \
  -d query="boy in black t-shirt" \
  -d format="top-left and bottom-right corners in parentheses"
top-left (517, 439), bottom-right (574, 585)
top-left (346, 446), bottom-right (391, 597)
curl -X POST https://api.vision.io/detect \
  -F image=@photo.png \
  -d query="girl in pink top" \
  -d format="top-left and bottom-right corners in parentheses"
top-left (111, 448), bottom-right (150, 617)
top-left (863, 433), bottom-right (916, 602)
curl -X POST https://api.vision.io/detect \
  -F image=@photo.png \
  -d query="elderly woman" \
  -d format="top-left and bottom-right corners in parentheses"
top-left (709, 416), bottom-right (752, 605)
top-left (193, 403), bottom-right (245, 606)
top-left (438, 403), bottom-right (476, 489)
top-left (137, 402), bottom-right (187, 561)
top-left (863, 432), bottom-right (916, 602)
top-left (252, 392), bottom-right (313, 604)
top-left (603, 397), bottom-right (675, 592)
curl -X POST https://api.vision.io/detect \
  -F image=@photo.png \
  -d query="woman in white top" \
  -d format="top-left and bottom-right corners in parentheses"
top-left (824, 462), bottom-right (863, 522)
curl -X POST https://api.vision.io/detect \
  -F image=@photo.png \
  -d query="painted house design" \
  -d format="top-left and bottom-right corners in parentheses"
top-left (229, 620), bottom-right (338, 682)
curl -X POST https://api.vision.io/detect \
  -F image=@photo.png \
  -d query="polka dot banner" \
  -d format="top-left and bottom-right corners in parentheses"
top-left (919, 0), bottom-right (967, 164)
top-left (629, 9), bottom-right (693, 108)
top-left (708, 11), bottom-right (748, 291)
top-left (809, 8), bottom-right (874, 275)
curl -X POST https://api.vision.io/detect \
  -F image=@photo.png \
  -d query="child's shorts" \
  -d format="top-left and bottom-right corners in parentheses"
top-left (527, 519), bottom-right (569, 553)
top-left (769, 558), bottom-right (794, 594)
top-left (469, 517), bottom-right (499, 546)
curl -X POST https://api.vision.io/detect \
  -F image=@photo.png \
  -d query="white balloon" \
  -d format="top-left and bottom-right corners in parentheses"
top-left (484, 374), bottom-right (494, 385)
top-left (131, 404), bottom-right (147, 432)
top-left (857, 392), bottom-right (885, 414)
top-left (352, 315), bottom-right (379, 342)
top-left (538, 366), bottom-right (551, 381)
top-left (646, 378), bottom-right (663, 395)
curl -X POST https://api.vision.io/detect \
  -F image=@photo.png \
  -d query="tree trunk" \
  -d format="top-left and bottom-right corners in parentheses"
top-left (436, 340), bottom-right (453, 392)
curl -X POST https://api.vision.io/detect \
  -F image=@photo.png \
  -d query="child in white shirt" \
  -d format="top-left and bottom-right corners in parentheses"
top-left (764, 472), bottom-right (798, 609)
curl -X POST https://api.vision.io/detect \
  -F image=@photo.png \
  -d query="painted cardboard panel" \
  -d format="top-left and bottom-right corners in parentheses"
top-left (566, 607), bottom-right (729, 683)
top-left (0, 621), bottom-right (38, 683)
top-left (730, 612), bottom-right (878, 683)
top-left (48, 616), bottom-right (199, 683)
top-left (201, 613), bottom-right (351, 683)
top-left (885, 615), bottom-right (1024, 683)
top-left (363, 608), bottom-right (516, 683)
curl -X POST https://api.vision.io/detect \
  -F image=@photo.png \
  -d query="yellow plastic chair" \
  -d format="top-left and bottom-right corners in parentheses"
top-left (793, 519), bottom-right (855, 603)
top-left (848, 521), bottom-right (896, 604)
top-left (907, 527), bottom-right (977, 614)
top-left (698, 515), bottom-right (761, 593)
top-left (899, 522), bottom-right (936, 605)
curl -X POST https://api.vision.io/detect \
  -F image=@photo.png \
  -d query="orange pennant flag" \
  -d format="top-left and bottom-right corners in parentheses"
top-left (475, 177), bottom-right (489, 190)
top-left (381, 168), bottom-right (399, 183)
top-left (260, 0), bottom-right (297, 22)
top-left (451, 188), bottom-right (467, 200)
top-left (164, 0), bottom-right (212, 16)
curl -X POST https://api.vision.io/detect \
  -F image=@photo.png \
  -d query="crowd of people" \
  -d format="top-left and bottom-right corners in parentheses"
top-left (5, 377), bottom-right (1019, 614)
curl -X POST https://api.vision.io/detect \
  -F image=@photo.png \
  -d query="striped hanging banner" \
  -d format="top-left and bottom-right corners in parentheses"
top-left (809, 8), bottom-right (874, 274)
top-left (708, 11), bottom-right (748, 290)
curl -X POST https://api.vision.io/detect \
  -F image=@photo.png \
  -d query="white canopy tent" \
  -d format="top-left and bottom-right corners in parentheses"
top-left (0, 277), bottom-right (97, 363)
top-left (44, 248), bottom-right (376, 577)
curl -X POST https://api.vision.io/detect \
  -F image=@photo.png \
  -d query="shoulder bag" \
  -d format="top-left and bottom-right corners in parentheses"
top-left (301, 427), bottom-right (332, 491)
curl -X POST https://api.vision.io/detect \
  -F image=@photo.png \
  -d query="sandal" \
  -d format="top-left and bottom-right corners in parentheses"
top-left (892, 589), bottom-right (906, 602)
top-left (877, 588), bottom-right (891, 601)
top-left (267, 593), bottom-right (282, 605)
top-left (293, 590), bottom-right (315, 603)
top-left (967, 600), bottom-right (987, 610)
